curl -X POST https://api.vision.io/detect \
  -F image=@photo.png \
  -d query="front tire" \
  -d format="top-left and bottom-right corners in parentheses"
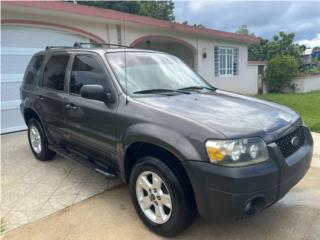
top-left (130, 156), bottom-right (196, 237)
top-left (27, 119), bottom-right (56, 161)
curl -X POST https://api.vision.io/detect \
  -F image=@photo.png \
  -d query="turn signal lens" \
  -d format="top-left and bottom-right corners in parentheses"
top-left (207, 147), bottom-right (224, 161)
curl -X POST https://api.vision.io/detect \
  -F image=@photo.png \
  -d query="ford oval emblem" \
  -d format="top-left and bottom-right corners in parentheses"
top-left (291, 136), bottom-right (300, 147)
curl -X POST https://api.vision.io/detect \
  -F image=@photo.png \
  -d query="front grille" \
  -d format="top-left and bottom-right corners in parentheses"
top-left (275, 127), bottom-right (305, 158)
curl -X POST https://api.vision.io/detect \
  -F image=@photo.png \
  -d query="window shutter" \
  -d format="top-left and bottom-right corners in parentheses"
top-left (233, 48), bottom-right (238, 76)
top-left (214, 46), bottom-right (219, 77)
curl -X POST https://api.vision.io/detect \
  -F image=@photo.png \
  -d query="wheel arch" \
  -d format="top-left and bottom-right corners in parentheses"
top-left (23, 107), bottom-right (51, 142)
top-left (124, 141), bottom-right (197, 209)
top-left (24, 108), bottom-right (42, 125)
top-left (124, 141), bottom-right (183, 182)
top-left (119, 124), bottom-right (202, 174)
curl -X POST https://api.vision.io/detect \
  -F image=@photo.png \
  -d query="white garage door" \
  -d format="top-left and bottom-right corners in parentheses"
top-left (1, 26), bottom-right (89, 134)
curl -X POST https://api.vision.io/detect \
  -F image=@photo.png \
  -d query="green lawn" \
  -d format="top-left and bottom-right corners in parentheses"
top-left (256, 91), bottom-right (320, 132)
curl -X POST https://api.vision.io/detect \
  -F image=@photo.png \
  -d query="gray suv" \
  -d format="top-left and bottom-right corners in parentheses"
top-left (20, 43), bottom-right (313, 236)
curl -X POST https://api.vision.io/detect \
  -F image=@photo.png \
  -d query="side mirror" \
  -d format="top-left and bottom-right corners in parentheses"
top-left (80, 85), bottom-right (115, 104)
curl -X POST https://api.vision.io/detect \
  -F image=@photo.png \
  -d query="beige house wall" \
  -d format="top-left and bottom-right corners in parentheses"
top-left (3, 6), bottom-right (258, 95)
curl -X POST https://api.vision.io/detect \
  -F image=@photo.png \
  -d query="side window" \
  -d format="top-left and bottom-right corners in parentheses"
top-left (43, 54), bottom-right (69, 91)
top-left (70, 55), bottom-right (107, 95)
top-left (24, 55), bottom-right (45, 85)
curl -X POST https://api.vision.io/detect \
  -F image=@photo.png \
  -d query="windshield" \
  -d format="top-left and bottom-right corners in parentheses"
top-left (106, 52), bottom-right (212, 95)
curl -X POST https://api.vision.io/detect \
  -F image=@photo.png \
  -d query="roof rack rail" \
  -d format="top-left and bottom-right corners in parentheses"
top-left (73, 42), bottom-right (132, 49)
top-left (45, 46), bottom-right (74, 50)
top-left (45, 42), bottom-right (132, 51)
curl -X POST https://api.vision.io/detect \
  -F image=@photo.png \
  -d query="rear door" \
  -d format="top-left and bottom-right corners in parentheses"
top-left (37, 53), bottom-right (70, 142)
top-left (64, 53), bottom-right (118, 162)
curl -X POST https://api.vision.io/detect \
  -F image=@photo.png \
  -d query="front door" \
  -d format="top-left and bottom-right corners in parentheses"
top-left (64, 53), bottom-right (117, 162)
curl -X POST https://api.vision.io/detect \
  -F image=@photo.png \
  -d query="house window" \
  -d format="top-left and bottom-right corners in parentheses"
top-left (214, 47), bottom-right (238, 77)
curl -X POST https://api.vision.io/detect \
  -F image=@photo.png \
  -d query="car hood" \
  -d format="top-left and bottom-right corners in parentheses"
top-left (134, 90), bottom-right (301, 141)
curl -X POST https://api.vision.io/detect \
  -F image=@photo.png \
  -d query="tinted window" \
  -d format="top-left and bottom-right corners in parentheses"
top-left (43, 55), bottom-right (69, 91)
top-left (70, 55), bottom-right (107, 95)
top-left (24, 55), bottom-right (44, 85)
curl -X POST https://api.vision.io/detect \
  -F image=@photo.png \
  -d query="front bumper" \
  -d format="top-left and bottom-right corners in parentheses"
top-left (183, 127), bottom-right (313, 219)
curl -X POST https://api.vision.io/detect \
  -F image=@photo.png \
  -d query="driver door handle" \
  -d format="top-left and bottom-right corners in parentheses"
top-left (65, 103), bottom-right (78, 111)
top-left (37, 95), bottom-right (45, 101)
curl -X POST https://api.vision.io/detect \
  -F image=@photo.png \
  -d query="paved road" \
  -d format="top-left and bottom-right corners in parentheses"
top-left (2, 133), bottom-right (320, 240)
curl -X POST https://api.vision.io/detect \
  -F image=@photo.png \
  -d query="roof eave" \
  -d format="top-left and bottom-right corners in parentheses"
top-left (3, 1), bottom-right (260, 44)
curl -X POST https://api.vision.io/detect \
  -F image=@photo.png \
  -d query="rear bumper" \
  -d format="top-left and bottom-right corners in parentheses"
top-left (183, 127), bottom-right (313, 219)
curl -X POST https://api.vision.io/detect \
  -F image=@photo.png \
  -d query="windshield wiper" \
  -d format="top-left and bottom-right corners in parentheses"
top-left (177, 86), bottom-right (217, 92)
top-left (133, 89), bottom-right (190, 95)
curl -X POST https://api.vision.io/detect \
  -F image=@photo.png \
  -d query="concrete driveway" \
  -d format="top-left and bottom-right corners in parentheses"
top-left (1, 132), bottom-right (320, 240)
top-left (1, 132), bottom-right (121, 232)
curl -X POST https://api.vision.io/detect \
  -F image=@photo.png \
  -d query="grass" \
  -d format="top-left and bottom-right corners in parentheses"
top-left (256, 91), bottom-right (320, 132)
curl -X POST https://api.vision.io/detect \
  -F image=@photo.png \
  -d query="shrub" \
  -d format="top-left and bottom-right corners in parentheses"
top-left (264, 55), bottom-right (299, 92)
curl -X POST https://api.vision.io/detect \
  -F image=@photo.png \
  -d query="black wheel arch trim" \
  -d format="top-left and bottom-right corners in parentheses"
top-left (22, 101), bottom-right (50, 140)
top-left (117, 123), bottom-right (203, 181)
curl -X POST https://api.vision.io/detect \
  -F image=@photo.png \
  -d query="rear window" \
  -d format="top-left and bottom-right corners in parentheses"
top-left (43, 54), bottom-right (69, 91)
top-left (24, 55), bottom-right (45, 85)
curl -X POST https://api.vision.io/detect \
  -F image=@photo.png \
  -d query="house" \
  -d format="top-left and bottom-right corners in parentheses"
top-left (313, 49), bottom-right (320, 59)
top-left (301, 48), bottom-right (320, 66)
top-left (301, 49), bottom-right (313, 65)
top-left (1, 1), bottom-right (260, 134)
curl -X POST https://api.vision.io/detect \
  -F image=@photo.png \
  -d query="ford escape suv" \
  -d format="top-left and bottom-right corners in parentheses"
top-left (20, 43), bottom-right (313, 236)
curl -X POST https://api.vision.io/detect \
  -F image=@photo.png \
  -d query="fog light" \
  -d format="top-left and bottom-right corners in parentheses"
top-left (245, 201), bottom-right (252, 213)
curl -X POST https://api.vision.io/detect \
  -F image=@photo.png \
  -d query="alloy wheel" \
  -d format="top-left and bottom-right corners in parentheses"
top-left (135, 171), bottom-right (172, 224)
top-left (29, 125), bottom-right (42, 154)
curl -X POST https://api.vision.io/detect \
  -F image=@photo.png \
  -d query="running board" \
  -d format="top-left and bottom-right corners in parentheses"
top-left (94, 168), bottom-right (117, 179)
top-left (49, 145), bottom-right (117, 179)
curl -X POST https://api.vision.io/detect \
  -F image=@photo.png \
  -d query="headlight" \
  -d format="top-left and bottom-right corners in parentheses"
top-left (205, 137), bottom-right (269, 166)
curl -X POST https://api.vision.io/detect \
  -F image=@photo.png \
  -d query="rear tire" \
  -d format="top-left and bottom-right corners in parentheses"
top-left (27, 119), bottom-right (56, 161)
top-left (129, 156), bottom-right (196, 237)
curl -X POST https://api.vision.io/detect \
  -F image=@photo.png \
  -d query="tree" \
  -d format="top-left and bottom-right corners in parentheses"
top-left (236, 24), bottom-right (255, 36)
top-left (236, 24), bottom-right (306, 62)
top-left (76, 1), bottom-right (140, 14)
top-left (248, 32), bottom-right (306, 61)
top-left (75, 1), bottom-right (175, 21)
top-left (138, 1), bottom-right (175, 21)
top-left (193, 23), bottom-right (206, 28)
top-left (181, 21), bottom-right (206, 28)
top-left (264, 55), bottom-right (299, 92)
top-left (248, 38), bottom-right (269, 61)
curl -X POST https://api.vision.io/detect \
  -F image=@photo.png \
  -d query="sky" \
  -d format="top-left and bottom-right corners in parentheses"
top-left (174, 1), bottom-right (320, 48)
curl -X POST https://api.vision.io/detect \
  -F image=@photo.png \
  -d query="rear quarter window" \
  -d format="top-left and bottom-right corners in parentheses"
top-left (24, 54), bottom-right (45, 85)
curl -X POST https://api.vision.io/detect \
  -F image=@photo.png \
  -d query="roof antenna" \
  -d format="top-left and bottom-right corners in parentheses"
top-left (123, 16), bottom-right (129, 105)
